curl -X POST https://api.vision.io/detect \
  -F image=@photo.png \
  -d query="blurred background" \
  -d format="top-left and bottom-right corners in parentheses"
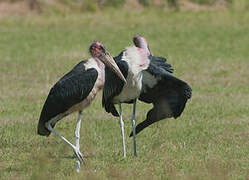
top-left (0, 0), bottom-right (248, 16)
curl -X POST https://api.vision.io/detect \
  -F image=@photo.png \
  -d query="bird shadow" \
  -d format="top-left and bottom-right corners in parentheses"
top-left (60, 154), bottom-right (93, 160)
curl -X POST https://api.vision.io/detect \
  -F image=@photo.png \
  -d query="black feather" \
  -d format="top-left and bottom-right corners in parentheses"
top-left (102, 53), bottom-right (128, 116)
top-left (38, 61), bottom-right (98, 136)
top-left (148, 55), bottom-right (174, 73)
top-left (130, 59), bottom-right (192, 137)
top-left (149, 56), bottom-right (167, 63)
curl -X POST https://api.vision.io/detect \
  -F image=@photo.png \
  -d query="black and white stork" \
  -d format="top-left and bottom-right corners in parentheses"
top-left (102, 40), bottom-right (152, 157)
top-left (37, 41), bottom-right (126, 172)
top-left (129, 35), bottom-right (192, 137)
top-left (102, 35), bottom-right (192, 157)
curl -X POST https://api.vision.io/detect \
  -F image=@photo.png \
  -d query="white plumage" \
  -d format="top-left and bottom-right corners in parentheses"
top-left (113, 46), bottom-right (149, 103)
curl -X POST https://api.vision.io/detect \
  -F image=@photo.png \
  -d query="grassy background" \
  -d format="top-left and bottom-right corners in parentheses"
top-left (0, 9), bottom-right (249, 179)
top-left (2, 0), bottom-right (249, 15)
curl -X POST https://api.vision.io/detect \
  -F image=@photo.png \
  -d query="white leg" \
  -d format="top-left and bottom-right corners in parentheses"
top-left (119, 103), bottom-right (126, 158)
top-left (131, 100), bottom-right (137, 157)
top-left (45, 120), bottom-right (84, 163)
top-left (75, 111), bottom-right (82, 173)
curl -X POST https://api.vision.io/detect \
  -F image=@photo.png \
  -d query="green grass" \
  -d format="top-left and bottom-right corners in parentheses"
top-left (0, 9), bottom-right (249, 179)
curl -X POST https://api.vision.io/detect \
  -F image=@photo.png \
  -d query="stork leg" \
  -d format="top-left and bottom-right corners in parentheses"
top-left (118, 102), bottom-right (126, 158)
top-left (45, 119), bottom-right (84, 163)
top-left (131, 99), bottom-right (137, 157)
top-left (75, 111), bottom-right (83, 172)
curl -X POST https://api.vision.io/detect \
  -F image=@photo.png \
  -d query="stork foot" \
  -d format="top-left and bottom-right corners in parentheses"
top-left (73, 148), bottom-right (85, 164)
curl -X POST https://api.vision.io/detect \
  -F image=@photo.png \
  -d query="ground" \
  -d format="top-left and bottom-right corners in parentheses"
top-left (0, 9), bottom-right (249, 179)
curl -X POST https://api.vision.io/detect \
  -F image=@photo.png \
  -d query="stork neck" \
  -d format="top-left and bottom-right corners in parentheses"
top-left (94, 57), bottom-right (105, 81)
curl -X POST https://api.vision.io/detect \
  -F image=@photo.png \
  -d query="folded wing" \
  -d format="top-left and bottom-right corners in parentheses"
top-left (38, 61), bottom-right (98, 136)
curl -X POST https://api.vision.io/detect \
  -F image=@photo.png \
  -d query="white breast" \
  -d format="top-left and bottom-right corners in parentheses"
top-left (113, 46), bottom-right (149, 103)
top-left (85, 58), bottom-right (104, 90)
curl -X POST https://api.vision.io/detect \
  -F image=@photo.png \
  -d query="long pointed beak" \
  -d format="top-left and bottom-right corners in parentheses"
top-left (100, 53), bottom-right (127, 83)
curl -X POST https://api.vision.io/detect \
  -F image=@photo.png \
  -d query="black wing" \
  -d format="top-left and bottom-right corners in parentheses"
top-left (38, 61), bottom-right (98, 136)
top-left (130, 60), bottom-right (192, 136)
top-left (148, 55), bottom-right (174, 73)
top-left (102, 52), bottom-right (128, 117)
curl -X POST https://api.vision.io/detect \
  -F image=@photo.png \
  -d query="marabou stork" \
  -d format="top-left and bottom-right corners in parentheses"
top-left (102, 35), bottom-right (192, 157)
top-left (37, 41), bottom-right (126, 171)
top-left (129, 35), bottom-right (192, 137)
top-left (102, 41), bottom-right (152, 157)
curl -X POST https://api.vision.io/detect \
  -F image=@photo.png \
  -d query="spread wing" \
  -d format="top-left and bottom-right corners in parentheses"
top-left (130, 59), bottom-right (192, 136)
top-left (148, 55), bottom-right (174, 73)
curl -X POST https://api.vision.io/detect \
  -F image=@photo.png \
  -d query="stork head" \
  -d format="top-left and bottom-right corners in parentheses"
top-left (89, 41), bottom-right (126, 83)
top-left (133, 34), bottom-right (152, 56)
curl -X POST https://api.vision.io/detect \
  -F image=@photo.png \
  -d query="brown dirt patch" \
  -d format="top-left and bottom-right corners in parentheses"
top-left (0, 0), bottom-right (229, 17)
top-left (0, 1), bottom-right (31, 16)
top-left (178, 0), bottom-right (228, 11)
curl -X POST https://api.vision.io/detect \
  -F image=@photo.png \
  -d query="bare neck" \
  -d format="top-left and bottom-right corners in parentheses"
top-left (94, 57), bottom-right (105, 81)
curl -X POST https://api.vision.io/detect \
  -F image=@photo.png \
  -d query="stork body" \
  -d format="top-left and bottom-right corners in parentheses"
top-left (37, 41), bottom-right (126, 172)
top-left (103, 35), bottom-right (192, 157)
top-left (129, 35), bottom-right (192, 136)
top-left (112, 47), bottom-right (149, 103)
top-left (38, 59), bottom-right (103, 137)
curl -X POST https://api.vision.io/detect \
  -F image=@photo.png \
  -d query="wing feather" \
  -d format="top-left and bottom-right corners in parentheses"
top-left (130, 59), bottom-right (192, 136)
top-left (102, 54), bottom-right (128, 116)
top-left (38, 61), bottom-right (98, 136)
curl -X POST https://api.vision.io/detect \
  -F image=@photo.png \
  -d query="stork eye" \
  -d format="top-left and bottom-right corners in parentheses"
top-left (99, 46), bottom-right (105, 54)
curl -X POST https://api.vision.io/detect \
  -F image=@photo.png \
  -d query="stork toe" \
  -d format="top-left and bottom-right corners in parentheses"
top-left (74, 149), bottom-right (85, 164)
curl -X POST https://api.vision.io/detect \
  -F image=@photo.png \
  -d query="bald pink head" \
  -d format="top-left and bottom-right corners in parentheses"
top-left (133, 34), bottom-right (152, 56)
top-left (89, 41), bottom-right (105, 58)
top-left (89, 41), bottom-right (127, 83)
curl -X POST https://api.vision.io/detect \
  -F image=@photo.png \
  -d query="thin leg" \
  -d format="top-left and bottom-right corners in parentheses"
top-left (119, 103), bottom-right (126, 158)
top-left (45, 120), bottom-right (84, 163)
top-left (75, 111), bottom-right (82, 173)
top-left (131, 99), bottom-right (137, 157)
top-left (75, 111), bottom-right (82, 150)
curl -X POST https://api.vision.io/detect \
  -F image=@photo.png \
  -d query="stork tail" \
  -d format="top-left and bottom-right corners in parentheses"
top-left (37, 118), bottom-right (52, 136)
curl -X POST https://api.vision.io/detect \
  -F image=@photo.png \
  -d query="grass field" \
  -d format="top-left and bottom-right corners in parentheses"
top-left (0, 9), bottom-right (249, 179)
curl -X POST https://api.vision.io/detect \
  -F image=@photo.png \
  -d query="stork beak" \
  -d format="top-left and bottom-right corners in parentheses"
top-left (99, 53), bottom-right (127, 83)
